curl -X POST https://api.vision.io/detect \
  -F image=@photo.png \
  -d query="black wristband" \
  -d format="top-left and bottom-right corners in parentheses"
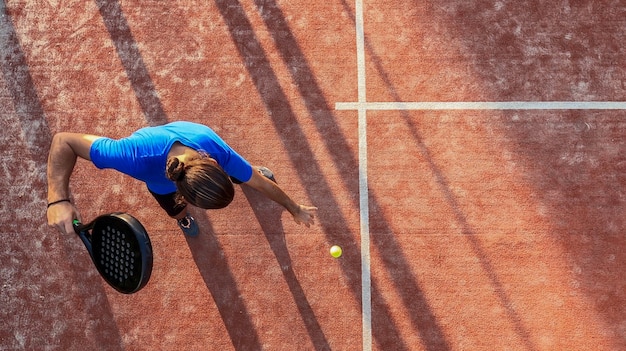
top-left (47, 199), bottom-right (71, 208)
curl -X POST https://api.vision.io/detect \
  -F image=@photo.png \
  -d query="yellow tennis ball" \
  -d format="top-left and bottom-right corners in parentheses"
top-left (330, 245), bottom-right (342, 258)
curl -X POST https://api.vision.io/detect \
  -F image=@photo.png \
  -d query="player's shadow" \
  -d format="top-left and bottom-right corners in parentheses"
top-left (184, 210), bottom-right (263, 350)
top-left (183, 186), bottom-right (332, 351)
top-left (241, 185), bottom-right (331, 351)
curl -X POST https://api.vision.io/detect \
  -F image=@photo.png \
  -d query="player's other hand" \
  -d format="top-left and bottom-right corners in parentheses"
top-left (47, 201), bottom-right (81, 235)
top-left (293, 205), bottom-right (318, 227)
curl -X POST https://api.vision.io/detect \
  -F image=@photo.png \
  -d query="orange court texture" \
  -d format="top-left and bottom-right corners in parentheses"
top-left (1, 1), bottom-right (625, 350)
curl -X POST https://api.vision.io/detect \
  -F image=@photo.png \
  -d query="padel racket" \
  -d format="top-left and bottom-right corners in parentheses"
top-left (73, 212), bottom-right (153, 294)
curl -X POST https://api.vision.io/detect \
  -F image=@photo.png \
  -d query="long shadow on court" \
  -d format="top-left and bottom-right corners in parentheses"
top-left (215, 0), bottom-right (451, 349)
top-left (0, 2), bottom-right (124, 349)
top-left (184, 210), bottom-right (263, 350)
top-left (0, 1), bottom-right (50, 162)
top-left (242, 186), bottom-right (331, 350)
top-left (96, 2), bottom-right (271, 348)
top-left (501, 111), bottom-right (626, 349)
top-left (436, 3), bottom-right (626, 348)
top-left (94, 0), bottom-right (167, 126)
top-left (335, 1), bottom-right (539, 349)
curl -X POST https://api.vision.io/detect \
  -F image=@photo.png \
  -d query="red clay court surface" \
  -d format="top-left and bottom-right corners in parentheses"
top-left (1, 1), bottom-right (625, 350)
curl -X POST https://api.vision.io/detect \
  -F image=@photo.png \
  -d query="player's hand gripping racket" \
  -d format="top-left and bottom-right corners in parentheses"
top-left (73, 213), bottom-right (153, 294)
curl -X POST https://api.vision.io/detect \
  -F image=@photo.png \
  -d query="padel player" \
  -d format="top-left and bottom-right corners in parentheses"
top-left (46, 121), bottom-right (317, 236)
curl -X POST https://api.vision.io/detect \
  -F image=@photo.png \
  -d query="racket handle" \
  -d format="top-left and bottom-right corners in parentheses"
top-left (72, 219), bottom-right (83, 234)
top-left (72, 219), bottom-right (92, 253)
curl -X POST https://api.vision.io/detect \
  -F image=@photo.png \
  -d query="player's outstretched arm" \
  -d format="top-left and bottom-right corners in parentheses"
top-left (46, 132), bottom-right (101, 234)
top-left (244, 169), bottom-right (317, 227)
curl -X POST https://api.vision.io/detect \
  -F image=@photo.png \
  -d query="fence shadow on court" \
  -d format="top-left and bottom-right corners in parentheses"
top-left (94, 0), bottom-right (167, 126)
top-left (242, 185), bottom-right (332, 350)
top-left (215, 0), bottom-right (451, 349)
top-left (500, 111), bottom-right (626, 347)
top-left (0, 3), bottom-right (125, 349)
top-left (184, 210), bottom-right (264, 350)
top-left (436, 3), bottom-right (626, 347)
top-left (338, 2), bottom-right (539, 349)
top-left (96, 2), bottom-right (266, 348)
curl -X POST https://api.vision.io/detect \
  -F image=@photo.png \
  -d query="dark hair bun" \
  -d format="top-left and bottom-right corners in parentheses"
top-left (166, 157), bottom-right (186, 181)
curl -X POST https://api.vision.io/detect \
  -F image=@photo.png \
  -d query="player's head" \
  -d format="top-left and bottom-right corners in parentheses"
top-left (165, 155), bottom-right (234, 209)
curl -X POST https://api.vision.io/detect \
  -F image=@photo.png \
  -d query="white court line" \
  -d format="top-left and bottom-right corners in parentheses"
top-left (337, 101), bottom-right (626, 110)
top-left (343, 4), bottom-right (626, 351)
top-left (344, 2), bottom-right (625, 350)
top-left (354, 0), bottom-right (372, 350)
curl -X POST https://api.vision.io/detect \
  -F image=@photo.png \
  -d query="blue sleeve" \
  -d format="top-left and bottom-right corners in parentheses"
top-left (90, 137), bottom-right (137, 174)
top-left (220, 151), bottom-right (253, 183)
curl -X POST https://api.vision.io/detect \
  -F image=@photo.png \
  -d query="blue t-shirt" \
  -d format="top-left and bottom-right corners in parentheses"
top-left (90, 121), bottom-right (253, 194)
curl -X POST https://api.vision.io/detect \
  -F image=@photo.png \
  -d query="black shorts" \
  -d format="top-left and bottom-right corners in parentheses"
top-left (149, 189), bottom-right (187, 217)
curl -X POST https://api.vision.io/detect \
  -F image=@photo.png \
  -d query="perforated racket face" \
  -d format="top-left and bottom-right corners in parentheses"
top-left (91, 217), bottom-right (145, 293)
